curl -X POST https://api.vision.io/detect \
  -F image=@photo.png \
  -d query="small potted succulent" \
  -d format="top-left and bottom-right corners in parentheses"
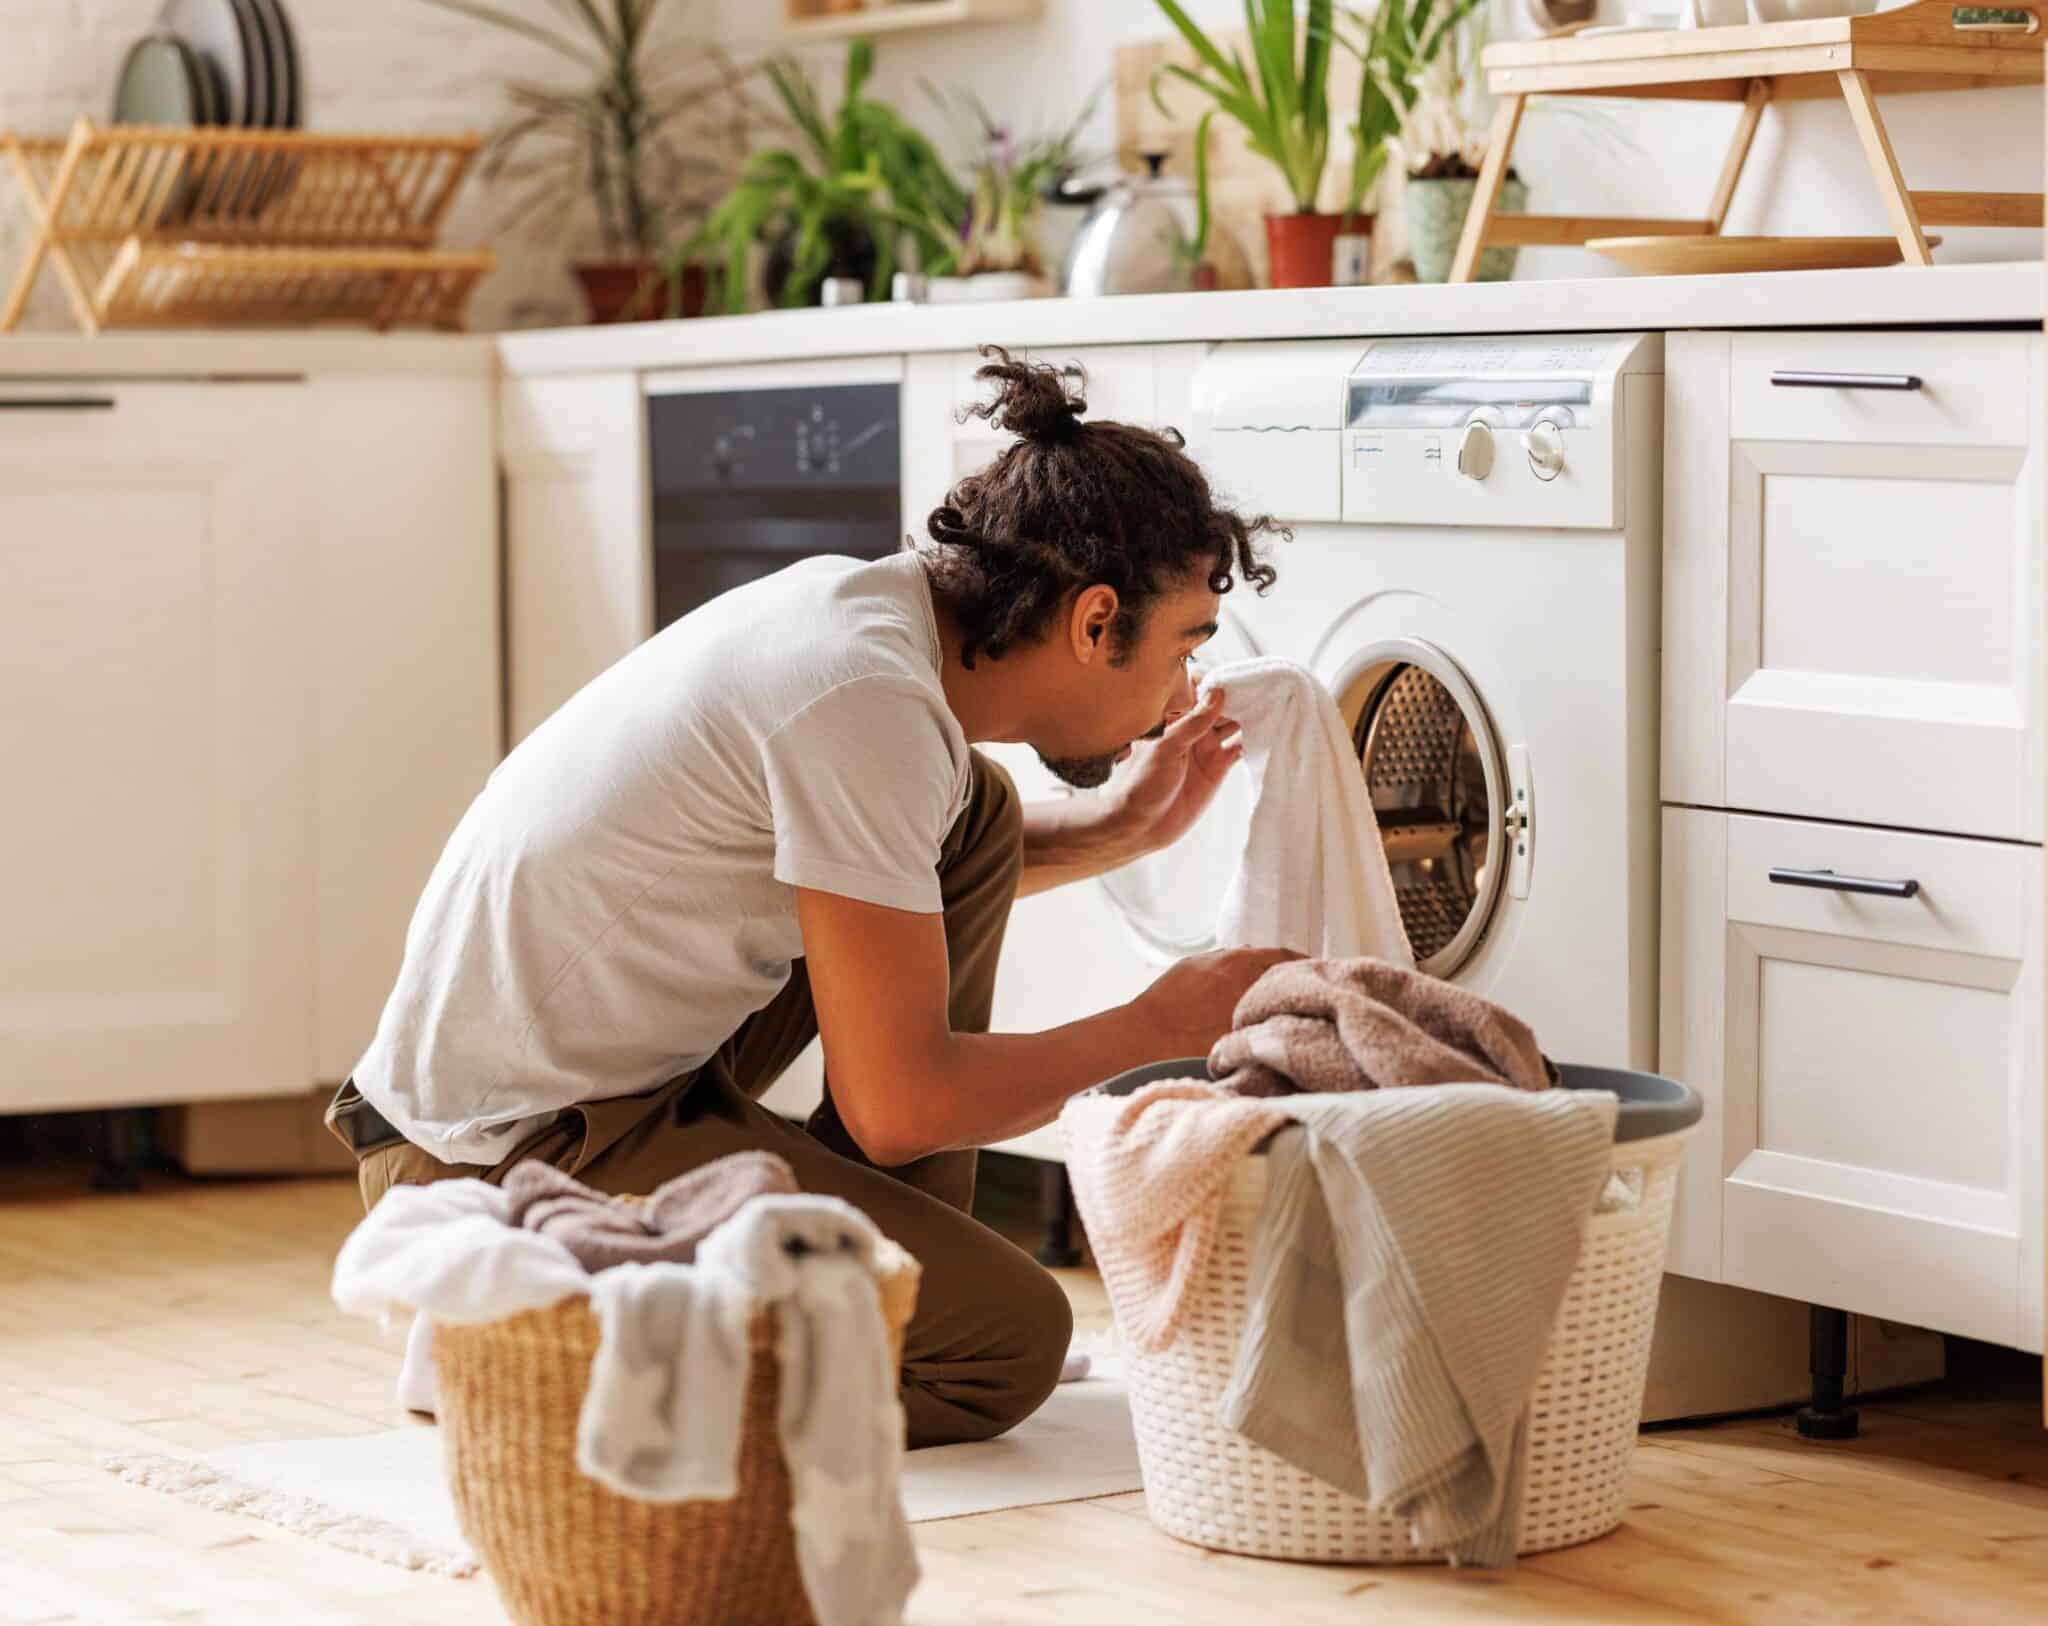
top-left (681, 41), bottom-right (968, 311)
top-left (919, 82), bottom-right (1102, 301)
top-left (423, 0), bottom-right (770, 323)
top-left (1350, 0), bottom-right (1521, 283)
top-left (1148, 0), bottom-right (1361, 289)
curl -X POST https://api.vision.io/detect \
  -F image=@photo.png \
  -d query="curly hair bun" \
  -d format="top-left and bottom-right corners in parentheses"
top-left (966, 345), bottom-right (1085, 443)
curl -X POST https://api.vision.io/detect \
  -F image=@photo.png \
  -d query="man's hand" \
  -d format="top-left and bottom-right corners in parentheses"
top-left (1135, 945), bottom-right (1303, 1061)
top-left (1099, 682), bottom-right (1243, 861)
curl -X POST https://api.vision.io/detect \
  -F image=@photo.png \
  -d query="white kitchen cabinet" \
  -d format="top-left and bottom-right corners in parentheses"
top-left (500, 372), bottom-right (649, 746)
top-left (0, 383), bottom-right (316, 1112)
top-left (1662, 806), bottom-right (2043, 1352)
top-left (1663, 330), bottom-right (2044, 841)
top-left (309, 373), bottom-right (499, 1083)
top-left (0, 366), bottom-right (499, 1118)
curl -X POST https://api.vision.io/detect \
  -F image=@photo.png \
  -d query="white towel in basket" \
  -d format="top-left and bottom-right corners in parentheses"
top-left (1220, 1085), bottom-right (1617, 1566)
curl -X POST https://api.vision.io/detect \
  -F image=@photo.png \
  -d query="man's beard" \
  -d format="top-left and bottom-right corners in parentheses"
top-left (1037, 751), bottom-right (1119, 790)
top-left (1038, 718), bottom-right (1167, 791)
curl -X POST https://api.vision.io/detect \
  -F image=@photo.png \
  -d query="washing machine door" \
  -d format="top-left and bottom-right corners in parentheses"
top-left (1330, 636), bottom-right (1510, 979)
top-left (1096, 609), bottom-right (1261, 963)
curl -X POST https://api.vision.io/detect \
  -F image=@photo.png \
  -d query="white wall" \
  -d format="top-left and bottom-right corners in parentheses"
top-left (2, 0), bottom-right (2037, 333)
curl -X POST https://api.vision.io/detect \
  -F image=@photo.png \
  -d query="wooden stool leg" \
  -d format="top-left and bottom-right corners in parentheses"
top-left (1707, 78), bottom-right (1771, 235)
top-left (1837, 68), bottom-right (1932, 267)
top-left (1449, 95), bottom-right (1526, 284)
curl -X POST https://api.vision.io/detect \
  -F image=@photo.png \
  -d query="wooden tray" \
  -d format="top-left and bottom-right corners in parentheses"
top-left (1587, 233), bottom-right (1947, 274)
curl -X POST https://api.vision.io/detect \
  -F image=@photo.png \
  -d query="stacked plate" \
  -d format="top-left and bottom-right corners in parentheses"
top-left (113, 0), bottom-right (303, 221)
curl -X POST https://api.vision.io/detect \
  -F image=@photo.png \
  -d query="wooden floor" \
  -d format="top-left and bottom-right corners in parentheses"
top-left (4, 1163), bottom-right (2047, 1625)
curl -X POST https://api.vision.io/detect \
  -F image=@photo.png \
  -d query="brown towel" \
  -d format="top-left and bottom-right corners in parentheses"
top-left (501, 1151), bottom-right (800, 1274)
top-left (1207, 957), bottom-right (1557, 1097)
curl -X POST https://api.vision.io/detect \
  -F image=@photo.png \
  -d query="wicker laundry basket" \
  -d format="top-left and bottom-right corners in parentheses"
top-left (433, 1227), bottom-right (921, 1626)
top-left (1103, 1061), bottom-right (1701, 1564)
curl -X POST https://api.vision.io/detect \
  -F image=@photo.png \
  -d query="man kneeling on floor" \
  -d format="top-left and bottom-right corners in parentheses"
top-left (326, 349), bottom-right (1294, 1448)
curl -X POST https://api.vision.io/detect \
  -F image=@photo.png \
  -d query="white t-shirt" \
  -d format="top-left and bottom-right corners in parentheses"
top-left (352, 551), bottom-right (972, 1164)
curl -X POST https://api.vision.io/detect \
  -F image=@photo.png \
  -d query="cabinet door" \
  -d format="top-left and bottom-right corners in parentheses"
top-left (1663, 331), bottom-right (2043, 841)
top-left (1663, 805), bottom-right (2043, 1350)
top-left (0, 383), bottom-right (314, 1111)
top-left (310, 372), bottom-right (499, 1083)
top-left (500, 373), bottom-right (647, 745)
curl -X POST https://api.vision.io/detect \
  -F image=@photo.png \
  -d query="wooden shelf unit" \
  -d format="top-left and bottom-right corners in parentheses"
top-left (1450, 0), bottom-right (2046, 281)
top-left (1, 120), bottom-right (494, 332)
top-left (782, 0), bottom-right (1040, 42)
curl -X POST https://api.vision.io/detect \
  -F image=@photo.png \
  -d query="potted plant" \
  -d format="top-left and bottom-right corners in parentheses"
top-left (682, 41), bottom-right (968, 313)
top-left (422, 0), bottom-right (770, 323)
top-left (1345, 0), bottom-right (1518, 283)
top-left (1148, 0), bottom-right (1357, 289)
top-left (919, 82), bottom-right (1102, 301)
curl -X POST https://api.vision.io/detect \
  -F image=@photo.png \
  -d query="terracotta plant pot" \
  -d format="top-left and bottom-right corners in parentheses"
top-left (570, 258), bottom-right (707, 324)
top-left (1263, 212), bottom-right (1364, 290)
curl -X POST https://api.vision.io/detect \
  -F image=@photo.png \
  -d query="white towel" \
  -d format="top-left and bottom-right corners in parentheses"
top-left (1218, 1086), bottom-right (1617, 1566)
top-left (581, 1196), bottom-right (919, 1626)
top-left (1202, 657), bottom-right (1413, 964)
top-left (331, 1185), bottom-right (919, 1626)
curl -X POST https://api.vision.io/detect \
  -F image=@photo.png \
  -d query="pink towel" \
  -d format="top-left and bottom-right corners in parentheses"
top-left (1058, 1080), bottom-right (1290, 1353)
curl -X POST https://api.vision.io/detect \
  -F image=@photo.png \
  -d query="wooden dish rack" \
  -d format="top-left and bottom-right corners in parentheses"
top-left (1450, 0), bottom-right (2046, 282)
top-left (1, 120), bottom-right (495, 332)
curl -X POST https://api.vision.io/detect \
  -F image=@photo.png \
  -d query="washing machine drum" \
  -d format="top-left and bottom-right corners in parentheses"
top-left (1099, 637), bottom-right (1508, 979)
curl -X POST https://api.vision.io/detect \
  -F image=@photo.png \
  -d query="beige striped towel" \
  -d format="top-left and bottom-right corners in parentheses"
top-left (1219, 1085), bottom-right (1617, 1566)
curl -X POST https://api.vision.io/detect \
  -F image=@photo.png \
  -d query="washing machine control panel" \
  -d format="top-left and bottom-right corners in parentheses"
top-left (1338, 334), bottom-right (1648, 529)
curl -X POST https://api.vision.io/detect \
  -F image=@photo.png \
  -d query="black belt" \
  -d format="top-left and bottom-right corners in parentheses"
top-left (327, 1079), bottom-right (406, 1155)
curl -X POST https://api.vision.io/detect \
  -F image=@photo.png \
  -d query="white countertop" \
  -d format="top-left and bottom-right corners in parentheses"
top-left (0, 262), bottom-right (2033, 379)
top-left (497, 262), bottom-right (2043, 378)
top-left (0, 330), bottom-right (496, 378)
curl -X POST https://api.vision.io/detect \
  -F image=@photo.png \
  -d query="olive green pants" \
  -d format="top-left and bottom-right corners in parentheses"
top-left (340, 750), bottom-right (1071, 1447)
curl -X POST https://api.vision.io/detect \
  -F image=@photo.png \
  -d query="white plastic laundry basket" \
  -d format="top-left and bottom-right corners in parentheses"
top-left (1111, 1063), bottom-right (1698, 1564)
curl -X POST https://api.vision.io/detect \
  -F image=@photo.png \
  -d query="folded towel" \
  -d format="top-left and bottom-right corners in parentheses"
top-left (502, 1151), bottom-right (799, 1272)
top-left (1058, 1080), bottom-right (1291, 1353)
top-left (1209, 956), bottom-right (1558, 1097)
top-left (579, 1195), bottom-right (919, 1626)
top-left (1220, 1087), bottom-right (1616, 1566)
top-left (1201, 658), bottom-right (1414, 965)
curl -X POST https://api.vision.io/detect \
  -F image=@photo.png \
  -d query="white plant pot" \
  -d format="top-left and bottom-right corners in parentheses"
top-left (927, 272), bottom-right (1058, 304)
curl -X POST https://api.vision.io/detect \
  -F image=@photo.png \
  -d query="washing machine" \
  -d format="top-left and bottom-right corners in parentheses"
top-left (986, 332), bottom-right (1665, 1150)
top-left (981, 332), bottom-right (1944, 1416)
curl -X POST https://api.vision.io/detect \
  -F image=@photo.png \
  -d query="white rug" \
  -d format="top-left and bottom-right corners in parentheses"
top-left (102, 1361), bottom-right (1141, 1578)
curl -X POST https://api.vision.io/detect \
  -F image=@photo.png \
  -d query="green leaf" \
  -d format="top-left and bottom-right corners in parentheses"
top-left (1153, 0), bottom-right (1251, 91)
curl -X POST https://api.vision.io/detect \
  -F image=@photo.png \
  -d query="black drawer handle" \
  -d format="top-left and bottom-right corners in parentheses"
top-left (0, 395), bottom-right (117, 411)
top-left (1769, 866), bottom-right (1921, 899)
top-left (1768, 371), bottom-right (1923, 392)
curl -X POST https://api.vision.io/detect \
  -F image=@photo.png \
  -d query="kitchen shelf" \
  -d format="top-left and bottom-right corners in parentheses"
top-left (782, 0), bottom-right (1039, 42)
top-left (1449, 0), bottom-right (2046, 281)
top-left (1, 120), bottom-right (493, 332)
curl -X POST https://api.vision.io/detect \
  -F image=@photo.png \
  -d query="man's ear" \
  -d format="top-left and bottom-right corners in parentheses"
top-left (1069, 585), bottom-right (1120, 666)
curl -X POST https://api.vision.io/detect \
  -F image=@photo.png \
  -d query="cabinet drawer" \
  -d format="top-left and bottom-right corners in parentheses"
top-left (1731, 331), bottom-right (2030, 447)
top-left (1661, 331), bottom-right (2043, 839)
top-left (1660, 806), bottom-right (2042, 1350)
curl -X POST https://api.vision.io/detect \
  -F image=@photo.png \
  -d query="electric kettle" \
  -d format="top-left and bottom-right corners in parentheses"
top-left (1057, 153), bottom-right (1253, 298)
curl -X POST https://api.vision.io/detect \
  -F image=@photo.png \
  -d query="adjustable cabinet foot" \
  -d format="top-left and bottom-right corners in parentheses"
top-left (1034, 1162), bottom-right (1083, 1269)
top-left (90, 1107), bottom-right (146, 1194)
top-left (1796, 1303), bottom-right (1860, 1440)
